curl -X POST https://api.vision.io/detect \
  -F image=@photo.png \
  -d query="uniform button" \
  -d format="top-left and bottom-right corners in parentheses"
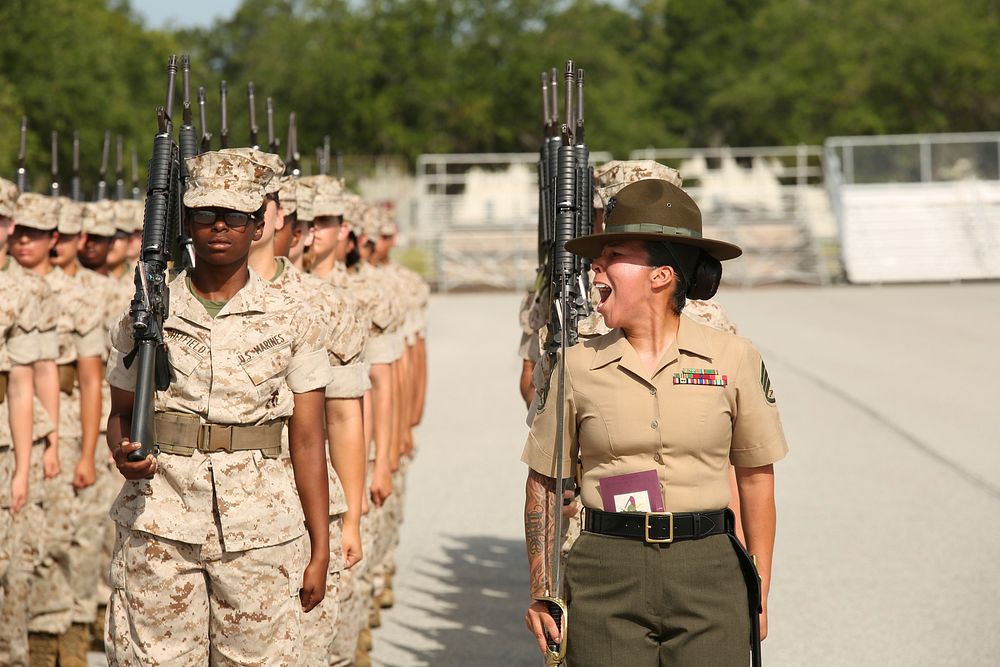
top-left (654, 453), bottom-right (663, 464)
top-left (650, 419), bottom-right (659, 429)
top-left (650, 388), bottom-right (657, 396)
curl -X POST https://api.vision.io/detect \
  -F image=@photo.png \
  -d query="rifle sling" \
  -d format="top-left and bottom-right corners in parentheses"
top-left (153, 412), bottom-right (283, 458)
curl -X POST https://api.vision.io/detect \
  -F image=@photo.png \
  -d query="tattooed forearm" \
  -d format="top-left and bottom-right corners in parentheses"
top-left (525, 469), bottom-right (557, 599)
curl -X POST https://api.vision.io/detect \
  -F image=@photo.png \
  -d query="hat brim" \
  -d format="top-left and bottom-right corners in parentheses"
top-left (565, 231), bottom-right (743, 261)
top-left (183, 190), bottom-right (264, 215)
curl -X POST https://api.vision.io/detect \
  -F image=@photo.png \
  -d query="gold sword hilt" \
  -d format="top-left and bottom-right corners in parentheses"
top-left (536, 595), bottom-right (568, 666)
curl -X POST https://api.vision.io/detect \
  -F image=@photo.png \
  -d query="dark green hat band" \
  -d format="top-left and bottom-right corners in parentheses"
top-left (604, 222), bottom-right (701, 238)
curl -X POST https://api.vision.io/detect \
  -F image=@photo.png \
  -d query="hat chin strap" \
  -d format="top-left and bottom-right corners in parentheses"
top-left (605, 222), bottom-right (700, 238)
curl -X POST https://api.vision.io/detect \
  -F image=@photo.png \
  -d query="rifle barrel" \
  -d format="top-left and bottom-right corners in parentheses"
top-left (248, 82), bottom-right (259, 148)
top-left (50, 131), bottom-right (59, 197)
top-left (220, 81), bottom-right (229, 148)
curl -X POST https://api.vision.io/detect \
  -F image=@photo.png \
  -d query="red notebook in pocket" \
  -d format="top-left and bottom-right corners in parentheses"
top-left (598, 469), bottom-right (664, 513)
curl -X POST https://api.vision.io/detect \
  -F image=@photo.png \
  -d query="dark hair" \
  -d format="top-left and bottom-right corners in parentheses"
top-left (346, 230), bottom-right (360, 268)
top-left (641, 240), bottom-right (723, 313)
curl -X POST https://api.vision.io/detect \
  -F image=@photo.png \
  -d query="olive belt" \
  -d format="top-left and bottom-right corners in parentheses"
top-left (0, 370), bottom-right (8, 404)
top-left (152, 412), bottom-right (284, 458)
top-left (58, 364), bottom-right (77, 395)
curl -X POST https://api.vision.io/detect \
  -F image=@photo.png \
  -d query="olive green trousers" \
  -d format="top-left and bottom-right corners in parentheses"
top-left (564, 531), bottom-right (750, 666)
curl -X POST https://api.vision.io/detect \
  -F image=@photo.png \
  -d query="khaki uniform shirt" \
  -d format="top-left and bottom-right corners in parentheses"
top-left (107, 269), bottom-right (335, 550)
top-left (522, 317), bottom-right (787, 513)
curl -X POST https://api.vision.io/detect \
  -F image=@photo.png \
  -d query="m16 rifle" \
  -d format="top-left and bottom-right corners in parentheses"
top-left (285, 112), bottom-right (301, 178)
top-left (175, 55), bottom-right (197, 270)
top-left (17, 116), bottom-right (28, 192)
top-left (219, 80), bottom-right (229, 149)
top-left (96, 131), bottom-right (111, 200)
top-left (534, 59), bottom-right (594, 667)
top-left (115, 135), bottom-right (126, 200)
top-left (266, 97), bottom-right (279, 154)
top-left (198, 86), bottom-right (212, 153)
top-left (247, 82), bottom-right (259, 149)
top-left (125, 55), bottom-right (183, 463)
top-left (131, 149), bottom-right (141, 200)
top-left (50, 131), bottom-right (60, 197)
top-left (71, 132), bottom-right (82, 202)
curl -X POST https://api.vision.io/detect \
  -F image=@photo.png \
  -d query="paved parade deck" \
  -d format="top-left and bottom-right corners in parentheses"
top-left (371, 284), bottom-right (1000, 666)
top-left (89, 284), bottom-right (1000, 666)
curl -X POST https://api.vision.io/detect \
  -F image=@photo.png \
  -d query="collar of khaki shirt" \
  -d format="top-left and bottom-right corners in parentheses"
top-left (590, 315), bottom-right (714, 381)
top-left (172, 268), bottom-right (268, 329)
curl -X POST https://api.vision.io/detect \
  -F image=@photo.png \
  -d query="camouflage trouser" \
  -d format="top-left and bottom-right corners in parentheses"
top-left (0, 500), bottom-right (15, 654)
top-left (0, 501), bottom-right (44, 666)
top-left (95, 454), bottom-right (120, 608)
top-left (328, 564), bottom-right (361, 667)
top-left (300, 516), bottom-right (344, 667)
top-left (106, 520), bottom-right (306, 666)
top-left (69, 456), bottom-right (113, 623)
top-left (329, 500), bottom-right (377, 666)
top-left (27, 436), bottom-right (78, 635)
top-left (372, 467), bottom-right (405, 601)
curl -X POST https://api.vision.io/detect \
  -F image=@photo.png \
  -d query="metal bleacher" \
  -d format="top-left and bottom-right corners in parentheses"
top-left (825, 132), bottom-right (1000, 283)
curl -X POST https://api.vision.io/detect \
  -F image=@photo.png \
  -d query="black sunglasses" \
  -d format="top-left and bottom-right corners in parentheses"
top-left (189, 208), bottom-right (258, 229)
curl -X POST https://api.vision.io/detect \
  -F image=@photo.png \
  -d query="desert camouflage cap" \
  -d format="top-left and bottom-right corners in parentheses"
top-left (0, 177), bottom-right (19, 218)
top-left (113, 199), bottom-right (141, 233)
top-left (56, 197), bottom-right (84, 235)
top-left (341, 193), bottom-right (364, 225)
top-left (593, 160), bottom-right (683, 209)
top-left (14, 193), bottom-right (60, 231)
top-left (376, 205), bottom-right (398, 237)
top-left (296, 176), bottom-right (318, 222)
top-left (311, 176), bottom-right (346, 218)
top-left (82, 201), bottom-right (117, 237)
top-left (358, 201), bottom-right (380, 238)
top-left (183, 151), bottom-right (274, 214)
top-left (278, 176), bottom-right (297, 215)
top-left (220, 147), bottom-right (286, 194)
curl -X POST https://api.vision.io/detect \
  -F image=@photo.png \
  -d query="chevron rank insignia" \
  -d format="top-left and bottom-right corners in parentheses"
top-left (760, 361), bottom-right (776, 404)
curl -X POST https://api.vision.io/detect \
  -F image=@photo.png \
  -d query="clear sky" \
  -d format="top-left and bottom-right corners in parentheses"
top-left (131, 0), bottom-right (242, 29)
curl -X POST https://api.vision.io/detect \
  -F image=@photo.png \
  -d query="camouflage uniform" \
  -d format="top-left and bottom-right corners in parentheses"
top-left (104, 152), bottom-right (335, 666)
top-left (0, 192), bottom-right (61, 666)
top-left (0, 190), bottom-right (47, 661)
top-left (256, 168), bottom-right (370, 665)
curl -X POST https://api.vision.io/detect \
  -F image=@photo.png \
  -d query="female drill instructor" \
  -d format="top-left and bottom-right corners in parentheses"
top-left (523, 178), bottom-right (787, 665)
top-left (104, 152), bottom-right (335, 665)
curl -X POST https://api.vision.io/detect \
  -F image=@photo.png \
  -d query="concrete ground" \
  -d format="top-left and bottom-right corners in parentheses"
top-left (89, 283), bottom-right (1000, 666)
top-left (370, 284), bottom-right (1000, 666)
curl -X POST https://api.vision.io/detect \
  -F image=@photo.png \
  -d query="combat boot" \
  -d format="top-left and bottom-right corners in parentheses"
top-left (359, 626), bottom-right (373, 652)
top-left (90, 604), bottom-right (106, 652)
top-left (377, 575), bottom-right (394, 609)
top-left (57, 623), bottom-right (91, 667)
top-left (355, 640), bottom-right (372, 667)
top-left (27, 632), bottom-right (59, 667)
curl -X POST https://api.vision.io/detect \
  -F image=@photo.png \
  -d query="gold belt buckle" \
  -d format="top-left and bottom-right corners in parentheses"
top-left (644, 512), bottom-right (674, 544)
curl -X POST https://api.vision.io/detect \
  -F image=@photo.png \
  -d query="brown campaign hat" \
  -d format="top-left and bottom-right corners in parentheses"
top-left (565, 179), bottom-right (742, 261)
top-left (0, 177), bottom-right (18, 218)
top-left (14, 193), bottom-right (60, 231)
